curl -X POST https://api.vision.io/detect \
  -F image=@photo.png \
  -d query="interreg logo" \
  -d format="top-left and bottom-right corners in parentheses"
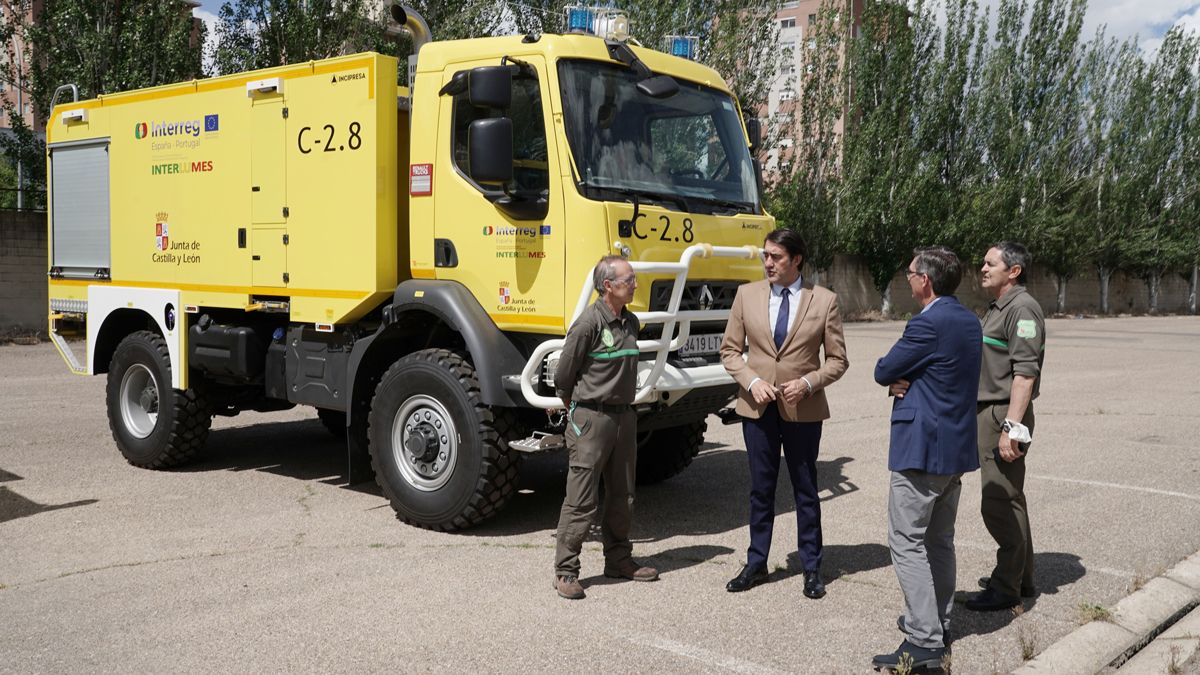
top-left (483, 225), bottom-right (546, 239)
top-left (135, 114), bottom-right (219, 139)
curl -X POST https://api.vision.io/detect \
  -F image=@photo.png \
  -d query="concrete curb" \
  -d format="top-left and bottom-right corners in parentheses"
top-left (1013, 550), bottom-right (1200, 674)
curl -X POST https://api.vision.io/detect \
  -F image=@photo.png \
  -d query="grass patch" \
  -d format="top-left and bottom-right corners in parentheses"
top-left (1078, 602), bottom-right (1113, 624)
top-left (1017, 621), bottom-right (1038, 660)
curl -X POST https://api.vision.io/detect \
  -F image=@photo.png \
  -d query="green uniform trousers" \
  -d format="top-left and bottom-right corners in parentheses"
top-left (977, 402), bottom-right (1036, 597)
top-left (554, 405), bottom-right (637, 577)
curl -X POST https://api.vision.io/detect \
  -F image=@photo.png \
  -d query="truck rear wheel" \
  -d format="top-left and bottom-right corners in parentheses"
top-left (105, 330), bottom-right (211, 469)
top-left (636, 421), bottom-right (706, 485)
top-left (368, 348), bottom-right (520, 530)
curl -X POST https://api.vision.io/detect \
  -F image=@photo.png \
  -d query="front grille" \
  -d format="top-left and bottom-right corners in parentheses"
top-left (648, 280), bottom-right (740, 312)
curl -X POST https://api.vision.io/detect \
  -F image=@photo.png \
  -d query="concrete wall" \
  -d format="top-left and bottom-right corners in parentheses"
top-left (0, 210), bottom-right (47, 331)
top-left (0, 211), bottom-right (1193, 330)
top-left (818, 254), bottom-right (1197, 318)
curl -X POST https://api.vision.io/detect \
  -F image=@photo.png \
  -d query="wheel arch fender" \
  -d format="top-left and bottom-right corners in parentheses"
top-left (89, 286), bottom-right (185, 388)
top-left (379, 279), bottom-right (526, 408)
top-left (342, 280), bottom-right (528, 484)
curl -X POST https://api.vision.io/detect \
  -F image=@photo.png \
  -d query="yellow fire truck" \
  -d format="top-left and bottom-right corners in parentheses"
top-left (45, 4), bottom-right (772, 529)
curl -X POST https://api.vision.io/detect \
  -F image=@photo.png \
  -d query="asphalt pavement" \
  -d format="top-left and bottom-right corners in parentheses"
top-left (2, 316), bottom-right (1199, 673)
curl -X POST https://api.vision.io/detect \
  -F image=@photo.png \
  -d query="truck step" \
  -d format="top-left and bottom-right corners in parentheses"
top-left (508, 432), bottom-right (564, 454)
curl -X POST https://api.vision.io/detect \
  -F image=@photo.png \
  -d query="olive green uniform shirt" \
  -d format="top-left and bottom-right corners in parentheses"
top-left (978, 285), bottom-right (1045, 403)
top-left (555, 299), bottom-right (641, 405)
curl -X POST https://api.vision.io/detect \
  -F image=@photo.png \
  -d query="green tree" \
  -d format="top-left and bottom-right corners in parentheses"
top-left (209, 0), bottom-right (400, 74)
top-left (840, 0), bottom-right (940, 314)
top-left (0, 0), bottom-right (204, 199)
top-left (766, 0), bottom-right (846, 283)
top-left (1079, 33), bottom-right (1139, 313)
top-left (1122, 29), bottom-right (1198, 312)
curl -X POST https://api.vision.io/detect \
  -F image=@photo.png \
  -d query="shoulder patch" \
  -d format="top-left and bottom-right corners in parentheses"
top-left (1016, 319), bottom-right (1038, 339)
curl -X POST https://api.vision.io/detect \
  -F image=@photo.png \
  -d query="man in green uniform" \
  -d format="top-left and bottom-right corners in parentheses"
top-left (552, 255), bottom-right (659, 600)
top-left (965, 241), bottom-right (1046, 612)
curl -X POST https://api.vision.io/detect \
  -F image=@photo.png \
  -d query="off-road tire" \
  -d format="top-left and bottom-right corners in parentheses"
top-left (105, 330), bottom-right (211, 469)
top-left (367, 348), bottom-right (521, 530)
top-left (316, 409), bottom-right (347, 440)
top-left (635, 421), bottom-right (706, 485)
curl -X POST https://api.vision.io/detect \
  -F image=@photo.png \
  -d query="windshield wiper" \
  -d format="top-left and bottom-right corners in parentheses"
top-left (698, 197), bottom-right (756, 215)
top-left (582, 183), bottom-right (692, 213)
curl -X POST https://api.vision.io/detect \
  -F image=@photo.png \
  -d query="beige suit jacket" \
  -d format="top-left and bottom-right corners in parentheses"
top-left (720, 279), bottom-right (849, 422)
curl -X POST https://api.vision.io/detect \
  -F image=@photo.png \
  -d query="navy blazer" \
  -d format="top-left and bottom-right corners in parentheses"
top-left (874, 296), bottom-right (982, 475)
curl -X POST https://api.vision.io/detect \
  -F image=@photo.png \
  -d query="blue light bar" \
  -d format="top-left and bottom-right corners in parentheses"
top-left (667, 35), bottom-right (698, 60)
top-left (566, 6), bottom-right (595, 34)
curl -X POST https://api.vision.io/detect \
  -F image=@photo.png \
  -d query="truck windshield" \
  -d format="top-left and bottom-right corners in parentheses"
top-left (557, 59), bottom-right (759, 215)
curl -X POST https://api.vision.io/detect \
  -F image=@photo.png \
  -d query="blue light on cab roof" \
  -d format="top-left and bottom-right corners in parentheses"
top-left (566, 7), bottom-right (594, 33)
top-left (668, 36), bottom-right (698, 60)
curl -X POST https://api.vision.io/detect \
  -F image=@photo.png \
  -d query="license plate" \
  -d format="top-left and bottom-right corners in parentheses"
top-left (678, 333), bottom-right (722, 357)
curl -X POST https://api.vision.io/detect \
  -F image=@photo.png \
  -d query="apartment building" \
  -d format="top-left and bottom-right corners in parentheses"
top-left (761, 0), bottom-right (862, 181)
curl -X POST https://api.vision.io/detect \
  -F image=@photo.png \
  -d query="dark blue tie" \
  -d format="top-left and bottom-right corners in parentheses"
top-left (774, 288), bottom-right (790, 349)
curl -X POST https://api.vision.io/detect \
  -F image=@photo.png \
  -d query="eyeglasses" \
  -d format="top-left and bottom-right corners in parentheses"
top-left (905, 269), bottom-right (926, 280)
top-left (611, 275), bottom-right (637, 287)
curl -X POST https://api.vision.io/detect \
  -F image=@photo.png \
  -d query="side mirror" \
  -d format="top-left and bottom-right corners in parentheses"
top-left (468, 117), bottom-right (513, 184)
top-left (469, 66), bottom-right (512, 109)
top-left (637, 75), bottom-right (679, 99)
top-left (745, 117), bottom-right (762, 154)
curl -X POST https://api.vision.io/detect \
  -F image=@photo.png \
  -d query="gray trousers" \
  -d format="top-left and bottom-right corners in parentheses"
top-left (554, 406), bottom-right (636, 577)
top-left (888, 470), bottom-right (962, 650)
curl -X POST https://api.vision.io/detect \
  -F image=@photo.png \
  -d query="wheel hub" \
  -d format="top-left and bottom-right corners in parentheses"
top-left (404, 423), bottom-right (440, 462)
top-left (391, 395), bottom-right (457, 492)
top-left (119, 363), bottom-right (160, 439)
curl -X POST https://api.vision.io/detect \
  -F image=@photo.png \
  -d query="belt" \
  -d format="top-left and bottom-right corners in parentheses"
top-left (575, 400), bottom-right (630, 414)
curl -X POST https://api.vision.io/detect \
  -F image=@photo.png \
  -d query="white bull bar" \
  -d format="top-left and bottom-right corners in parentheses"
top-left (519, 243), bottom-right (760, 409)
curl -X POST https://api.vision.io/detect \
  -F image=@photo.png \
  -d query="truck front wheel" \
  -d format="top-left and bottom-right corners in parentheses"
top-left (368, 349), bottom-right (520, 530)
top-left (635, 421), bottom-right (707, 485)
top-left (105, 330), bottom-right (212, 469)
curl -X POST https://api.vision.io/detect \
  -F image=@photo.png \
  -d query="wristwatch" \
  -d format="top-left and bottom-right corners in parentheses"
top-left (1001, 419), bottom-right (1013, 433)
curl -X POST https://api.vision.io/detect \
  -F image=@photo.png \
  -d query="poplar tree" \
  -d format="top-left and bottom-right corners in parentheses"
top-left (1123, 28), bottom-right (1199, 312)
top-left (840, 0), bottom-right (939, 314)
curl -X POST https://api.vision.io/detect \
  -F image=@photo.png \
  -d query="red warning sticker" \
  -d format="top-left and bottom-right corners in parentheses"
top-left (410, 163), bottom-right (433, 196)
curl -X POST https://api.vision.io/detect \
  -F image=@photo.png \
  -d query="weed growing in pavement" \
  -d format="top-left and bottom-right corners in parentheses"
top-left (894, 651), bottom-right (914, 675)
top-left (940, 650), bottom-right (952, 672)
top-left (1078, 602), bottom-right (1113, 623)
top-left (1017, 621), bottom-right (1037, 660)
top-left (1167, 645), bottom-right (1182, 675)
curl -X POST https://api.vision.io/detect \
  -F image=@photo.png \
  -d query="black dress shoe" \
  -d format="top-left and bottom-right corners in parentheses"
top-left (964, 587), bottom-right (1021, 612)
top-left (802, 570), bottom-right (826, 599)
top-left (871, 640), bottom-right (946, 670)
top-left (978, 575), bottom-right (1036, 597)
top-left (726, 565), bottom-right (768, 592)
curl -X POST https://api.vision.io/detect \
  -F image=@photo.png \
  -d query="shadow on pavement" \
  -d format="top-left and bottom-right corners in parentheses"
top-left (951, 551), bottom-right (1086, 640)
top-left (580, 543), bottom-right (736, 587)
top-left (183, 420), bottom-right (382, 497)
top-left (178, 420), bottom-right (860, 538)
top-left (0, 469), bottom-right (98, 524)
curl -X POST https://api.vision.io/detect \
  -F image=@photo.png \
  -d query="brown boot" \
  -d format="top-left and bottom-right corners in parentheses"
top-left (554, 575), bottom-right (585, 600)
top-left (603, 558), bottom-right (659, 582)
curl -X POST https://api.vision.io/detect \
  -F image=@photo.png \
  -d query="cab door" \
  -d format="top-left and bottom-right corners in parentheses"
top-left (432, 56), bottom-right (564, 334)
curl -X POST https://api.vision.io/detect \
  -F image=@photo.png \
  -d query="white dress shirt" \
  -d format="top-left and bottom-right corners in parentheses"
top-left (749, 275), bottom-right (813, 393)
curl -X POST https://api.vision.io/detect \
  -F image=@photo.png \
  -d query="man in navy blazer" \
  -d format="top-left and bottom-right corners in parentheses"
top-left (870, 247), bottom-right (981, 671)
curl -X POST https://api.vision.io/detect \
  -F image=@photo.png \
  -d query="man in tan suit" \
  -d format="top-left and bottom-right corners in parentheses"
top-left (720, 228), bottom-right (849, 597)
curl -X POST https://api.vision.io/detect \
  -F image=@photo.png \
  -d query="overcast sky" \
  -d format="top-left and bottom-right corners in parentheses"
top-left (191, 0), bottom-right (1200, 55)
